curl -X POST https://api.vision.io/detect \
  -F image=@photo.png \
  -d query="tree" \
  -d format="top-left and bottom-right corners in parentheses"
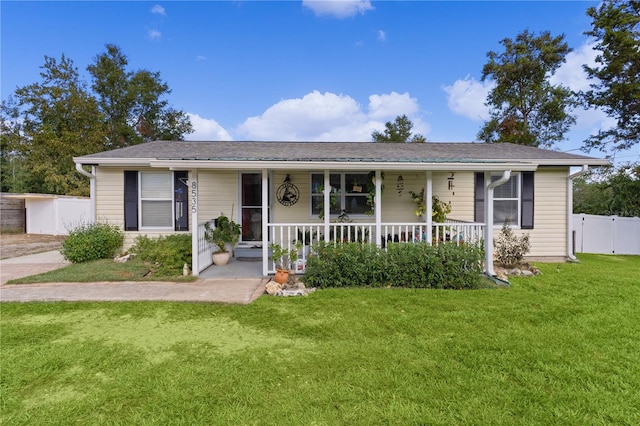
top-left (371, 115), bottom-right (426, 143)
top-left (1, 98), bottom-right (28, 192)
top-left (573, 163), bottom-right (640, 217)
top-left (10, 55), bottom-right (107, 195)
top-left (87, 44), bottom-right (193, 148)
top-left (477, 30), bottom-right (576, 148)
top-left (582, 0), bottom-right (640, 153)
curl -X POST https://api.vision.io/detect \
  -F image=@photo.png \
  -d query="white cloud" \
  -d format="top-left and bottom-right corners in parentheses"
top-left (147, 29), bottom-right (161, 40)
top-left (550, 41), bottom-right (617, 134)
top-left (377, 30), bottom-right (386, 42)
top-left (185, 113), bottom-right (233, 141)
top-left (368, 91), bottom-right (419, 120)
top-left (302, 0), bottom-right (373, 18)
top-left (443, 76), bottom-right (493, 121)
top-left (151, 4), bottom-right (166, 16)
top-left (196, 55), bottom-right (207, 61)
top-left (235, 90), bottom-right (429, 141)
top-left (551, 41), bottom-right (597, 92)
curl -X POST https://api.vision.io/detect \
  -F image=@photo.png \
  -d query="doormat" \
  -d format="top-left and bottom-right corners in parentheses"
top-left (236, 257), bottom-right (261, 262)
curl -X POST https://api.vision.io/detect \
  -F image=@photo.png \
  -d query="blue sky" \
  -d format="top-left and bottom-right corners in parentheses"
top-left (1, 1), bottom-right (638, 164)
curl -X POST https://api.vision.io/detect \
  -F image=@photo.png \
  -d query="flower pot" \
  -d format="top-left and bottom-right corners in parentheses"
top-left (212, 251), bottom-right (230, 266)
top-left (274, 268), bottom-right (288, 284)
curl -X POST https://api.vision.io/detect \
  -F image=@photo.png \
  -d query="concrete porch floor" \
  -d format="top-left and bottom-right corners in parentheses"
top-left (198, 256), bottom-right (266, 279)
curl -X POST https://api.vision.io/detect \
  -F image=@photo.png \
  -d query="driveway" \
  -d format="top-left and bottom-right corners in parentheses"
top-left (1, 250), bottom-right (70, 285)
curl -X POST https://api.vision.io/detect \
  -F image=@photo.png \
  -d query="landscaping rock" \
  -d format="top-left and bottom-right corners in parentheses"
top-left (114, 253), bottom-right (134, 263)
top-left (494, 262), bottom-right (542, 280)
top-left (265, 277), bottom-right (315, 297)
top-left (265, 280), bottom-right (282, 295)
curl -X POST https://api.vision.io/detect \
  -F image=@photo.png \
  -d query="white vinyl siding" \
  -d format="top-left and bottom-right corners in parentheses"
top-left (522, 168), bottom-right (567, 258)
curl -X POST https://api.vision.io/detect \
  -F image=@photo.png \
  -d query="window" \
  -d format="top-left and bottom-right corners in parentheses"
top-left (124, 171), bottom-right (189, 231)
top-left (140, 172), bottom-right (173, 228)
top-left (474, 172), bottom-right (534, 229)
top-left (492, 173), bottom-right (520, 226)
top-left (311, 172), bottom-right (371, 216)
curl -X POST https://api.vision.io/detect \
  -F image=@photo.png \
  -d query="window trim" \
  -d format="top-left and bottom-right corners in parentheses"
top-left (491, 172), bottom-right (521, 229)
top-left (138, 171), bottom-right (174, 230)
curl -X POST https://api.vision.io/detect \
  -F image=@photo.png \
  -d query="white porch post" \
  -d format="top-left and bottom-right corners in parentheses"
top-left (425, 171), bottom-right (433, 245)
top-left (262, 168), bottom-right (269, 276)
top-left (190, 169), bottom-right (199, 276)
top-left (484, 170), bottom-right (511, 276)
top-left (375, 170), bottom-right (382, 246)
top-left (323, 170), bottom-right (330, 242)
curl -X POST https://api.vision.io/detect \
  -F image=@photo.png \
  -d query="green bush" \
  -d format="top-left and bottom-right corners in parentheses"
top-left (61, 222), bottom-right (124, 263)
top-left (130, 234), bottom-right (192, 276)
top-left (304, 241), bottom-right (484, 289)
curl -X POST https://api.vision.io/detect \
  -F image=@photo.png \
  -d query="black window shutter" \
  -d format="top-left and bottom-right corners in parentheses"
top-left (124, 171), bottom-right (138, 231)
top-left (174, 171), bottom-right (189, 231)
top-left (521, 171), bottom-right (534, 229)
top-left (474, 172), bottom-right (485, 223)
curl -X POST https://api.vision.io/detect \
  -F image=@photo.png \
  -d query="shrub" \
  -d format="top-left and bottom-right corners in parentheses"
top-left (304, 241), bottom-right (484, 289)
top-left (130, 234), bottom-right (192, 276)
top-left (61, 222), bottom-right (124, 263)
top-left (494, 218), bottom-right (530, 267)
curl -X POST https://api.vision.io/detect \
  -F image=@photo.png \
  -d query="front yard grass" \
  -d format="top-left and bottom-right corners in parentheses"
top-left (7, 257), bottom-right (197, 284)
top-left (1, 253), bottom-right (639, 424)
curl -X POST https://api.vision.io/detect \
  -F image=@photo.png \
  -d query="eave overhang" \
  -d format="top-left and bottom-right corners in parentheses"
top-left (74, 157), bottom-right (543, 171)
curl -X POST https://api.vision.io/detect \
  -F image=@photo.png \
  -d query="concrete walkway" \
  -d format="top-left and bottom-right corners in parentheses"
top-left (0, 250), bottom-right (267, 304)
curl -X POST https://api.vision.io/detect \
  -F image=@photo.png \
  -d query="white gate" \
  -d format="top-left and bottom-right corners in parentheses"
top-left (573, 214), bottom-right (640, 255)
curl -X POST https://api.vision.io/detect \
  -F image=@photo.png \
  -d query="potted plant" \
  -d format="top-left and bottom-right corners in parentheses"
top-left (408, 188), bottom-right (451, 222)
top-left (204, 214), bottom-right (241, 266)
top-left (269, 242), bottom-right (298, 284)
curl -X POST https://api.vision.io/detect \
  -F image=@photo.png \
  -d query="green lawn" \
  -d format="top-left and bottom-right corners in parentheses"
top-left (7, 257), bottom-right (197, 284)
top-left (2, 253), bottom-right (639, 425)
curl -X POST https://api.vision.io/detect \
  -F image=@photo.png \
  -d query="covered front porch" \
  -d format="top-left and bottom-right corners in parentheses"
top-left (197, 220), bottom-right (486, 278)
top-left (188, 168), bottom-right (497, 279)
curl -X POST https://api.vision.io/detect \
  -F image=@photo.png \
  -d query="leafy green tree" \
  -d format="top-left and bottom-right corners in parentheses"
top-left (581, 0), bottom-right (640, 153)
top-left (371, 115), bottom-right (426, 143)
top-left (11, 55), bottom-right (107, 195)
top-left (87, 44), bottom-right (193, 147)
top-left (574, 163), bottom-right (640, 217)
top-left (478, 30), bottom-right (576, 148)
top-left (0, 98), bottom-right (31, 193)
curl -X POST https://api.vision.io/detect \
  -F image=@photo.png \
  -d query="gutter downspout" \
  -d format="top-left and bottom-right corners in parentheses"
top-left (75, 163), bottom-right (96, 223)
top-left (484, 170), bottom-right (511, 276)
top-left (567, 165), bottom-right (589, 261)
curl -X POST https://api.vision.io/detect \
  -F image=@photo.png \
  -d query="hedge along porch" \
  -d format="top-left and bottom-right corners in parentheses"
top-left (73, 141), bottom-right (609, 278)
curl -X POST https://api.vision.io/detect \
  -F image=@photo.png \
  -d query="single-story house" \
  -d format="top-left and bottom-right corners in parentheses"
top-left (73, 141), bottom-right (609, 278)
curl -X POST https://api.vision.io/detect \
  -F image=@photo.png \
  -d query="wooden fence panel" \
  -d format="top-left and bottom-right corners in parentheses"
top-left (0, 196), bottom-right (25, 232)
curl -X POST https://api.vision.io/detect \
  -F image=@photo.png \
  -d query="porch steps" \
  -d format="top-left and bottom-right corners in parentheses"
top-left (234, 246), bottom-right (263, 258)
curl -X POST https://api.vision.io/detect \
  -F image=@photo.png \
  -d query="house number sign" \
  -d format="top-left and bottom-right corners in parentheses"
top-left (276, 181), bottom-right (300, 206)
top-left (191, 181), bottom-right (197, 213)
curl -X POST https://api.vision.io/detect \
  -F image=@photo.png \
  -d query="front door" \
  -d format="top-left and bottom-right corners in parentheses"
top-left (241, 173), bottom-right (262, 243)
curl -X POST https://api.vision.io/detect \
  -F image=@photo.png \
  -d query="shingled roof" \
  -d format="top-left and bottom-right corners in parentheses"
top-left (74, 140), bottom-right (609, 168)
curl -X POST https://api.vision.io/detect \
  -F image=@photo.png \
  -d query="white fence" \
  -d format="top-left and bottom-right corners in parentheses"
top-left (25, 197), bottom-right (91, 235)
top-left (572, 214), bottom-right (640, 255)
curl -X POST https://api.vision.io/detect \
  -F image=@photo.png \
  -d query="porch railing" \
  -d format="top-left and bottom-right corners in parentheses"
top-left (266, 221), bottom-right (484, 274)
top-left (197, 221), bottom-right (214, 274)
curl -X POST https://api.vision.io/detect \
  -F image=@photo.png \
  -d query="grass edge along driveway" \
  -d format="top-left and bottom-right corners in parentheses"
top-left (1, 253), bottom-right (639, 425)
